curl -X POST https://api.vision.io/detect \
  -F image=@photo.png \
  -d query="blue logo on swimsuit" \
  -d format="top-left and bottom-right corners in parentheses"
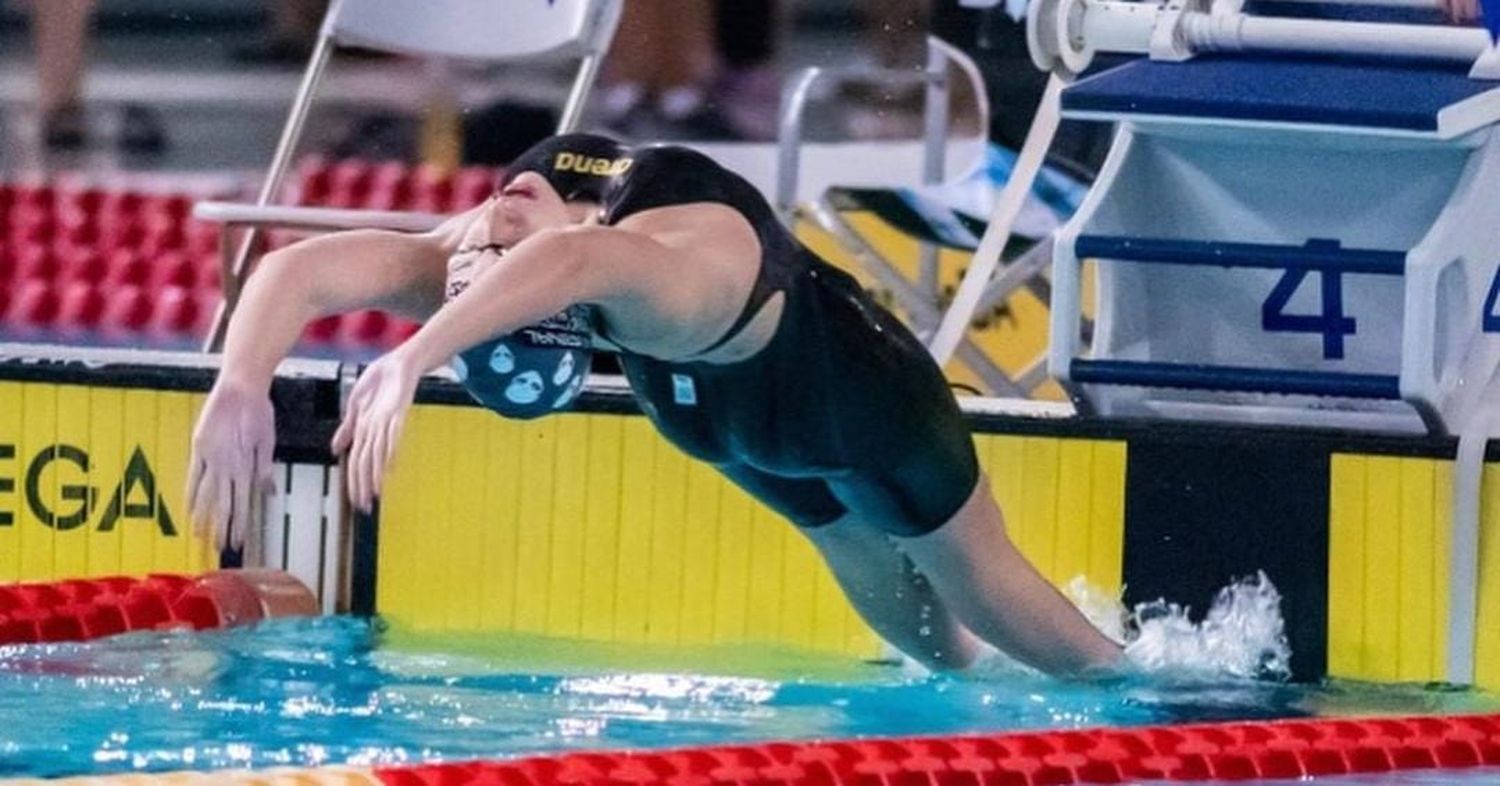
top-left (671, 373), bottom-right (697, 406)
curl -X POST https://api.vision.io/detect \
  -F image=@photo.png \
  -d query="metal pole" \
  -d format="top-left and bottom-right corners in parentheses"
top-left (204, 35), bottom-right (335, 352)
top-left (919, 38), bottom-right (951, 302)
top-left (775, 68), bottom-right (823, 222)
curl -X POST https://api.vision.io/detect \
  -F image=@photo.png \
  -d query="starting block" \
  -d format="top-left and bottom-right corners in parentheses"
top-left (1037, 0), bottom-right (1500, 434)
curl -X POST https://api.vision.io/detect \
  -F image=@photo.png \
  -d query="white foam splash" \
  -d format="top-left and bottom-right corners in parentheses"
top-left (914, 573), bottom-right (1292, 683)
top-left (1107, 571), bottom-right (1292, 682)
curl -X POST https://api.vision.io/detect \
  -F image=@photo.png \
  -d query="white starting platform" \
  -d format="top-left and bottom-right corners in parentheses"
top-left (1033, 0), bottom-right (1500, 434)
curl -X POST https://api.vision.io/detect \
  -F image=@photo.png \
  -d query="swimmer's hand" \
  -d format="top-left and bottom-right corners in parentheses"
top-left (1440, 0), bottom-right (1481, 23)
top-left (332, 349), bottom-right (420, 514)
top-left (188, 381), bottom-right (277, 552)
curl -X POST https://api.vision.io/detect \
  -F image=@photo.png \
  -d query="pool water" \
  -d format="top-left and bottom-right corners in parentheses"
top-left (0, 616), bottom-right (1495, 779)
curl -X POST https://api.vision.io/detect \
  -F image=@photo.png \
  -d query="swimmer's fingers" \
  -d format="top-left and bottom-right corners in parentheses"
top-left (331, 405), bottom-right (357, 458)
top-left (332, 375), bottom-right (374, 457)
top-left (189, 455), bottom-right (229, 544)
top-left (350, 406), bottom-right (376, 514)
top-left (230, 472), bottom-right (252, 552)
top-left (212, 471), bottom-right (233, 553)
top-left (370, 407), bottom-right (407, 506)
top-left (255, 442), bottom-right (278, 499)
top-left (334, 389), bottom-right (370, 510)
top-left (187, 454), bottom-right (208, 541)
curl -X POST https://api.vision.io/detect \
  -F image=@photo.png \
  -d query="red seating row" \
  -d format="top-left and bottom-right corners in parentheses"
top-left (1, 246), bottom-right (221, 291)
top-left (1, 159), bottom-right (483, 349)
top-left (294, 158), bottom-right (496, 212)
top-left (1, 280), bottom-right (416, 348)
top-left (2, 280), bottom-right (211, 337)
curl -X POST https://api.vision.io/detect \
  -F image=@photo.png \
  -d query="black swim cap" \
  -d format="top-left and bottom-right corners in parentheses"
top-left (497, 132), bottom-right (631, 203)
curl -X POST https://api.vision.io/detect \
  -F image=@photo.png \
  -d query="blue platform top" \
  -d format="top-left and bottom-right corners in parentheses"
top-left (1245, 0), bottom-right (1448, 26)
top-left (1061, 56), bottom-right (1498, 133)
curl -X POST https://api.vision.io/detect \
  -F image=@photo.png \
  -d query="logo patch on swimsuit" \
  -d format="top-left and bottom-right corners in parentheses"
top-left (671, 373), bottom-right (698, 407)
top-left (554, 152), bottom-right (633, 178)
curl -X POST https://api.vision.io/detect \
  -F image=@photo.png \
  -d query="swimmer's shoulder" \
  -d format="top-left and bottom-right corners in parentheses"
top-left (604, 144), bottom-right (763, 226)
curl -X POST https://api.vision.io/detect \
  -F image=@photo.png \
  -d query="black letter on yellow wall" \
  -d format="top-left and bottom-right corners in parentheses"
top-left (25, 445), bottom-right (95, 531)
top-left (98, 446), bottom-right (176, 536)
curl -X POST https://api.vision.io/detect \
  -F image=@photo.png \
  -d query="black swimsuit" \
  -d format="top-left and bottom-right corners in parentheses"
top-left (597, 145), bottom-right (980, 537)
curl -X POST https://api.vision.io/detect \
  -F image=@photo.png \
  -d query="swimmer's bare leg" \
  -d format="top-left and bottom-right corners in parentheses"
top-left (801, 516), bottom-right (983, 671)
top-left (897, 473), bottom-right (1125, 678)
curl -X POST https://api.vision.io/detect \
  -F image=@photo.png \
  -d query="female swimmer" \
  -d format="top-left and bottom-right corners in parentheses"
top-left (189, 133), bottom-right (1123, 677)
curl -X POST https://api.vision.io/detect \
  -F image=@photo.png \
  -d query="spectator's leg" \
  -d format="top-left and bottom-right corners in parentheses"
top-left (712, 0), bottom-right (781, 140)
top-left (30, 0), bottom-right (94, 149)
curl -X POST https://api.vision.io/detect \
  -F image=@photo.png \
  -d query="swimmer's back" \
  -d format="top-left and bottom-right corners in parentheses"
top-left (593, 145), bottom-right (806, 359)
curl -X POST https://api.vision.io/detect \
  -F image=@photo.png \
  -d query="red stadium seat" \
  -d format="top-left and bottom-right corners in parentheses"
top-left (303, 314), bottom-right (342, 344)
top-left (369, 161), bottom-right (414, 211)
top-left (14, 184), bottom-right (56, 215)
top-left (295, 157), bottom-right (333, 205)
top-left (57, 186), bottom-right (105, 222)
top-left (384, 318), bottom-right (422, 348)
top-left (11, 213), bottom-right (57, 247)
top-left (14, 245), bottom-right (60, 282)
top-left (194, 254), bottom-right (223, 291)
top-left (100, 285), bottom-right (152, 334)
top-left (411, 166), bottom-right (455, 213)
top-left (148, 251), bottom-right (198, 290)
top-left (99, 191), bottom-right (144, 224)
top-left (58, 250), bottom-right (108, 284)
top-left (454, 167), bottom-right (497, 207)
top-left (6, 280), bottom-right (60, 329)
top-left (141, 220), bottom-right (187, 256)
top-left (104, 250), bottom-right (150, 287)
top-left (58, 220), bottom-right (101, 256)
top-left (57, 282), bottom-right (106, 333)
top-left (147, 285), bottom-right (202, 338)
top-left (334, 309), bottom-right (390, 347)
top-left (329, 161), bottom-right (375, 208)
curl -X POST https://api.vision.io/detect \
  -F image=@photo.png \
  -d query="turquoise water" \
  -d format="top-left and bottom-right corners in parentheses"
top-left (0, 616), bottom-right (1495, 779)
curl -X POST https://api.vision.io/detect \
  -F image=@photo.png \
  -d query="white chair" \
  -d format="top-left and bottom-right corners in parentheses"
top-left (777, 35), bottom-right (1089, 397)
top-left (196, 0), bottom-right (623, 351)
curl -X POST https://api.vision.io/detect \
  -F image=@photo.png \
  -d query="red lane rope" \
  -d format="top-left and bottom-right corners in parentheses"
top-left (373, 713), bottom-right (1500, 786)
top-left (0, 574), bottom-right (214, 644)
top-left (0, 571), bottom-right (312, 645)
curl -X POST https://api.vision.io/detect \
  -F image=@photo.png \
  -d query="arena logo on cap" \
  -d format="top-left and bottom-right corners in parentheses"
top-left (554, 152), bottom-right (633, 177)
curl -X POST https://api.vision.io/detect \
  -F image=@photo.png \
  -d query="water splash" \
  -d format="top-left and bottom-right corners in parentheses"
top-left (938, 572), bottom-right (1291, 683)
top-left (1066, 571), bottom-right (1292, 682)
top-left (1124, 572), bottom-right (1291, 682)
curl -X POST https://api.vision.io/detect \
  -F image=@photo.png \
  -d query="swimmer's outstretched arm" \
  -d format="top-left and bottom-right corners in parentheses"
top-left (334, 224), bottom-right (688, 512)
top-left (189, 203), bottom-right (486, 549)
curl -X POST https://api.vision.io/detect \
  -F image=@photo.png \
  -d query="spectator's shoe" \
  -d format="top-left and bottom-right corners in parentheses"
top-left (596, 83), bottom-right (658, 141)
top-left (229, 35), bottom-right (313, 66)
top-left (119, 104), bottom-right (169, 155)
top-left (661, 103), bottom-right (745, 141)
top-left (41, 104), bottom-right (87, 151)
top-left (713, 66), bottom-right (782, 141)
top-left (656, 88), bottom-right (746, 142)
